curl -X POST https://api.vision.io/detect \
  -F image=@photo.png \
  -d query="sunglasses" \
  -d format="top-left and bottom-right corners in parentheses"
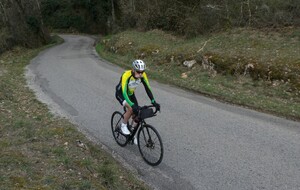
top-left (136, 70), bottom-right (144, 74)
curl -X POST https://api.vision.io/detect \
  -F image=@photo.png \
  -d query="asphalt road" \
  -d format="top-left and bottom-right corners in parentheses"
top-left (26, 35), bottom-right (300, 190)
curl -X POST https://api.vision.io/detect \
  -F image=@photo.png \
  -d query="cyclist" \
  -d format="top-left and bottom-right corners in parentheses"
top-left (115, 59), bottom-right (160, 137)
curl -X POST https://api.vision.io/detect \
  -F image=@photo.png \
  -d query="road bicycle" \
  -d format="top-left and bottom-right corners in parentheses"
top-left (111, 105), bottom-right (163, 166)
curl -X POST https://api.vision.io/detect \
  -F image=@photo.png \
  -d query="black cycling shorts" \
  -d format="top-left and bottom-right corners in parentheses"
top-left (115, 87), bottom-right (138, 107)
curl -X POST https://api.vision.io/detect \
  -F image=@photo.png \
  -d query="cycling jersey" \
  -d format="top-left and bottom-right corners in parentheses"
top-left (115, 70), bottom-right (155, 106)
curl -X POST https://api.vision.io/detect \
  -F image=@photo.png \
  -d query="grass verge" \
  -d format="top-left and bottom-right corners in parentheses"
top-left (0, 37), bottom-right (149, 190)
top-left (96, 28), bottom-right (300, 121)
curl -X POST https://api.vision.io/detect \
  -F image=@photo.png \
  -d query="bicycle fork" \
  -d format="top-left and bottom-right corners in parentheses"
top-left (140, 122), bottom-right (155, 149)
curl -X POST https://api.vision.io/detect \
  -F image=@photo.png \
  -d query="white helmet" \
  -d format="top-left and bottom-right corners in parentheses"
top-left (132, 60), bottom-right (146, 71)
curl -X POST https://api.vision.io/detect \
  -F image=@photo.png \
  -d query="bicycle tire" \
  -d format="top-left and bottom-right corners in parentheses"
top-left (137, 124), bottom-right (164, 166)
top-left (111, 111), bottom-right (127, 147)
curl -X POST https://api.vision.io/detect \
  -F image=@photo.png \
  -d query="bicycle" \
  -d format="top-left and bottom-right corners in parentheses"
top-left (111, 105), bottom-right (164, 166)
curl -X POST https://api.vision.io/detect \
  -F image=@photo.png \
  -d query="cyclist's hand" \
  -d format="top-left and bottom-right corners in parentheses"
top-left (132, 104), bottom-right (139, 115)
top-left (152, 101), bottom-right (160, 111)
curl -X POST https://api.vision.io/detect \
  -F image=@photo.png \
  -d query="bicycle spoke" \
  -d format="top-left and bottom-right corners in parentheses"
top-left (138, 124), bottom-right (163, 166)
top-left (111, 111), bottom-right (128, 147)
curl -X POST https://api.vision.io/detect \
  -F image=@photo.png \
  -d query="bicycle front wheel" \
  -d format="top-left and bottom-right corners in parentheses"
top-left (111, 111), bottom-right (127, 147)
top-left (137, 124), bottom-right (164, 166)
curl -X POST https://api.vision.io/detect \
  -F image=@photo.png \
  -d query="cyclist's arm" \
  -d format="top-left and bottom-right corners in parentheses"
top-left (142, 72), bottom-right (155, 103)
top-left (121, 71), bottom-right (134, 106)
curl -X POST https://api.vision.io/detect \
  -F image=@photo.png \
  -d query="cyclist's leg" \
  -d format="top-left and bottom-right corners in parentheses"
top-left (116, 89), bottom-right (131, 134)
top-left (116, 90), bottom-right (138, 134)
top-left (123, 102), bottom-right (133, 124)
top-left (123, 93), bottom-right (138, 124)
top-left (125, 95), bottom-right (139, 144)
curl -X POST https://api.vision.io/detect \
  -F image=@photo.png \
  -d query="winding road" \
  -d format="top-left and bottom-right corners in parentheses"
top-left (26, 35), bottom-right (300, 190)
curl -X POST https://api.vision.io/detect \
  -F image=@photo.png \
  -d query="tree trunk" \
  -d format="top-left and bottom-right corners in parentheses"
top-left (111, 0), bottom-right (115, 23)
top-left (0, 1), bottom-right (8, 23)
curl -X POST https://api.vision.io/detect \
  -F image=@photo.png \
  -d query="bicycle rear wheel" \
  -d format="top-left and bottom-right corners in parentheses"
top-left (137, 124), bottom-right (164, 166)
top-left (111, 111), bottom-right (127, 147)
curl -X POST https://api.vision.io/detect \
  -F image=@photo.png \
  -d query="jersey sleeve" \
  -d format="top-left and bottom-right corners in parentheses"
top-left (121, 71), bottom-right (134, 106)
top-left (141, 72), bottom-right (155, 103)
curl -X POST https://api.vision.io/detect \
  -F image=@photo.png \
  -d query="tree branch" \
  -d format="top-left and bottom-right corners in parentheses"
top-left (197, 39), bottom-right (211, 53)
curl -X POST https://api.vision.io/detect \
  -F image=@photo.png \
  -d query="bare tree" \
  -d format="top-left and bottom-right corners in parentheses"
top-left (0, 0), bottom-right (50, 52)
top-left (111, 0), bottom-right (115, 23)
top-left (246, 0), bottom-right (252, 26)
top-left (0, 1), bottom-right (8, 23)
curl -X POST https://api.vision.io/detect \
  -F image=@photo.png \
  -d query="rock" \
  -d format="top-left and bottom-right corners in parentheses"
top-left (152, 49), bottom-right (159, 54)
top-left (183, 60), bottom-right (196, 68)
top-left (181, 72), bottom-right (188, 79)
top-left (76, 140), bottom-right (88, 150)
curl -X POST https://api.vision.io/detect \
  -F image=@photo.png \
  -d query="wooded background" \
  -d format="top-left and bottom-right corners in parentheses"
top-left (1, 0), bottom-right (299, 53)
top-left (114, 0), bottom-right (300, 36)
top-left (0, 0), bottom-right (50, 54)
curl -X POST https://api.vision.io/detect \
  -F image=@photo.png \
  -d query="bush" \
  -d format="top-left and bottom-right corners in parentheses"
top-left (0, 28), bottom-right (15, 54)
top-left (114, 0), bottom-right (300, 35)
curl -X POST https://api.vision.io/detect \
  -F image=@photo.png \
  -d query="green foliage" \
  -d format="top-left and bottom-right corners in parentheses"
top-left (41, 0), bottom-right (110, 34)
top-left (41, 0), bottom-right (64, 16)
top-left (26, 16), bottom-right (41, 33)
top-left (97, 160), bottom-right (117, 187)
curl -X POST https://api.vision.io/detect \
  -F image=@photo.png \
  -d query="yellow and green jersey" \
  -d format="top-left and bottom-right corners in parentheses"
top-left (116, 70), bottom-right (155, 106)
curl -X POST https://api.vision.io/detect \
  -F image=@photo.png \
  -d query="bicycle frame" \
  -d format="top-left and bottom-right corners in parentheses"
top-left (120, 105), bottom-right (157, 145)
top-left (121, 114), bottom-right (146, 145)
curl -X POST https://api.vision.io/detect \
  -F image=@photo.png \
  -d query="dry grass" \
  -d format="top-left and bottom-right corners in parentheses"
top-left (0, 42), bottom-right (149, 190)
top-left (97, 28), bottom-right (300, 120)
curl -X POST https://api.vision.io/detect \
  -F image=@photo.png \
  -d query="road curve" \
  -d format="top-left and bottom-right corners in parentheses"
top-left (26, 35), bottom-right (300, 190)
